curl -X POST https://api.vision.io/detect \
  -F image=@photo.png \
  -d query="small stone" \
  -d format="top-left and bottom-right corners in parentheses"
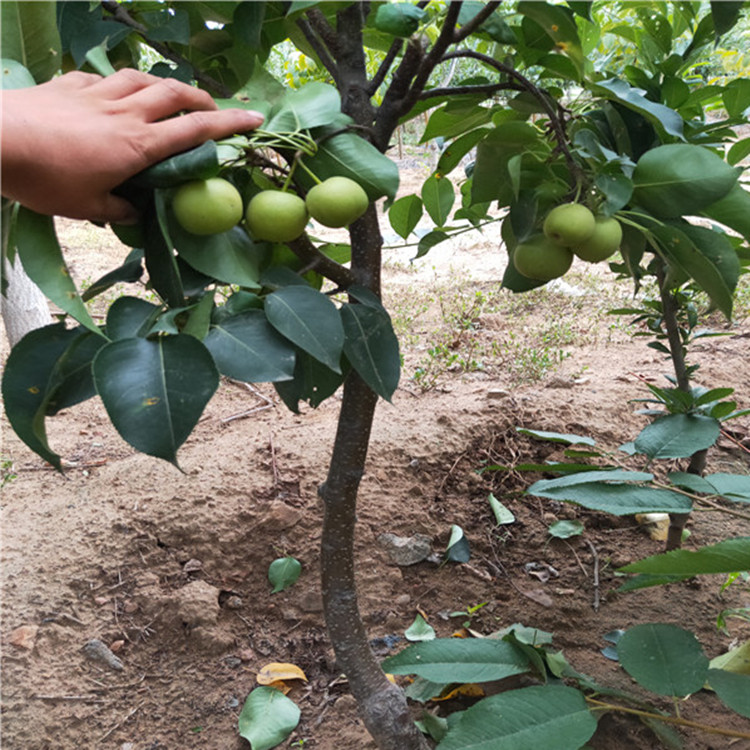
top-left (183, 559), bottom-right (203, 573)
top-left (224, 595), bottom-right (243, 610)
top-left (238, 648), bottom-right (255, 662)
top-left (377, 533), bottom-right (432, 566)
top-left (109, 640), bottom-right (125, 653)
top-left (83, 639), bottom-right (124, 671)
top-left (394, 594), bottom-right (411, 607)
top-left (123, 601), bottom-right (139, 614)
top-left (8, 625), bottom-right (38, 650)
top-left (94, 596), bottom-right (110, 606)
top-left (121, 743), bottom-right (135, 750)
top-left (224, 656), bottom-right (242, 669)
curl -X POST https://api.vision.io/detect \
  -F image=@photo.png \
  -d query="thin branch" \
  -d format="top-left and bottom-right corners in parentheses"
top-left (452, 1), bottom-right (502, 43)
top-left (418, 81), bottom-right (522, 100)
top-left (287, 235), bottom-right (356, 290)
top-left (296, 17), bottom-right (340, 86)
top-left (307, 7), bottom-right (341, 58)
top-left (100, 1), bottom-right (232, 97)
top-left (367, 39), bottom-right (404, 95)
top-left (441, 49), bottom-right (585, 186)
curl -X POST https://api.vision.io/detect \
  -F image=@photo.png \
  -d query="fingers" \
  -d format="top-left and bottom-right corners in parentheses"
top-left (120, 76), bottom-right (219, 122)
top-left (142, 108), bottom-right (265, 163)
top-left (88, 68), bottom-right (164, 100)
top-left (89, 194), bottom-right (140, 225)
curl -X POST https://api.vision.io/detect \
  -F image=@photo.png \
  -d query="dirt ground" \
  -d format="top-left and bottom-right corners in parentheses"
top-left (2, 164), bottom-right (750, 750)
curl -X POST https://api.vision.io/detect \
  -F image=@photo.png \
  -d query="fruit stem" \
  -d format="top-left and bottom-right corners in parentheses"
top-left (296, 157), bottom-right (324, 185)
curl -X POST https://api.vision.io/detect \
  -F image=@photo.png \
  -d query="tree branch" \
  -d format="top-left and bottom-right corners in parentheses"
top-left (287, 235), bottom-right (356, 290)
top-left (452, 1), bottom-right (502, 43)
top-left (418, 81), bottom-right (521, 100)
top-left (367, 39), bottom-right (404, 96)
top-left (440, 49), bottom-right (585, 187)
top-left (307, 6), bottom-right (341, 58)
top-left (296, 17), bottom-right (341, 86)
top-left (100, 1), bottom-right (232, 98)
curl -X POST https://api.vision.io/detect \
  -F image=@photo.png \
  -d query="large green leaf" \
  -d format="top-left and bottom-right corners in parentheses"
top-left (651, 223), bottom-right (736, 319)
top-left (422, 99), bottom-right (494, 143)
top-left (106, 297), bottom-right (162, 340)
top-left (265, 286), bottom-right (344, 372)
top-left (2, 324), bottom-right (85, 469)
top-left (170, 221), bottom-right (263, 289)
top-left (341, 303), bottom-right (400, 401)
top-left (708, 669), bottom-right (750, 718)
top-left (238, 687), bottom-right (300, 750)
top-left (265, 82), bottom-right (342, 132)
top-left (634, 414), bottom-right (720, 459)
top-left (620, 537), bottom-right (750, 576)
top-left (618, 624), bottom-right (709, 698)
top-left (388, 194), bottom-right (423, 240)
top-left (632, 144), bottom-right (738, 218)
top-left (711, 1), bottom-right (745, 39)
top-left (593, 78), bottom-right (683, 139)
top-left (382, 639), bottom-right (530, 684)
top-left (1, 1), bottom-right (61, 83)
top-left (273, 349), bottom-right (346, 413)
top-left (14, 207), bottom-right (103, 337)
top-left (147, 192), bottom-right (185, 307)
top-left (670, 472), bottom-right (750, 503)
top-left (527, 482), bottom-right (692, 516)
top-left (92, 335), bottom-right (219, 466)
top-left (421, 175), bottom-right (455, 227)
top-left (436, 685), bottom-right (597, 750)
top-left (1, 58), bottom-right (36, 89)
top-left (702, 182), bottom-right (750, 242)
top-left (204, 310), bottom-right (296, 382)
top-left (300, 128), bottom-right (400, 201)
top-left (517, 2), bottom-right (584, 77)
top-left (130, 140), bottom-right (220, 189)
top-left (81, 249), bottom-right (144, 303)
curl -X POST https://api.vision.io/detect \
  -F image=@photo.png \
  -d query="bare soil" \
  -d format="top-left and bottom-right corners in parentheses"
top-left (2, 165), bottom-right (750, 750)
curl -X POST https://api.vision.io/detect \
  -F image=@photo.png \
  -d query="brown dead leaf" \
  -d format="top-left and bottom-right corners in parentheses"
top-left (8, 625), bottom-right (38, 650)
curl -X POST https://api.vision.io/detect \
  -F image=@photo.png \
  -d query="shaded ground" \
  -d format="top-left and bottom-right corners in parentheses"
top-left (2, 165), bottom-right (750, 750)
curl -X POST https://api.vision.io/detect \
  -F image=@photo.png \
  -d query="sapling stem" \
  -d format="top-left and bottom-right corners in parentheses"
top-left (296, 158), bottom-right (323, 185)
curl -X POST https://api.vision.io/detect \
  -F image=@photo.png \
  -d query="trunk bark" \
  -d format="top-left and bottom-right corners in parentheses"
top-left (2, 254), bottom-right (52, 348)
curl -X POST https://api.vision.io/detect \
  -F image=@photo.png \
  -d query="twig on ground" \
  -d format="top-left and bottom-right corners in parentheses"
top-left (98, 702), bottom-right (144, 743)
top-left (584, 539), bottom-right (600, 612)
top-left (32, 695), bottom-right (110, 703)
top-left (222, 381), bottom-right (275, 423)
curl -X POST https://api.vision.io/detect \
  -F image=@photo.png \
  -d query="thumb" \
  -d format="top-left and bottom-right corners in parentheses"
top-left (97, 194), bottom-right (140, 225)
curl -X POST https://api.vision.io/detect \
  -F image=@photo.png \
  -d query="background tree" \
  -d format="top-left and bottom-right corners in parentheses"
top-left (3, 2), bottom-right (749, 748)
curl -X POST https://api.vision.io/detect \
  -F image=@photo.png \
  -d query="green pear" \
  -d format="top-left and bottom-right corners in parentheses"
top-left (572, 216), bottom-right (623, 263)
top-left (513, 234), bottom-right (574, 281)
top-left (543, 203), bottom-right (596, 247)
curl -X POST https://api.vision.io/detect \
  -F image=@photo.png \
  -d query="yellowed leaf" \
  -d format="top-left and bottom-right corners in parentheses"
top-left (433, 683), bottom-right (485, 701)
top-left (256, 662), bottom-right (308, 685)
top-left (710, 639), bottom-right (750, 675)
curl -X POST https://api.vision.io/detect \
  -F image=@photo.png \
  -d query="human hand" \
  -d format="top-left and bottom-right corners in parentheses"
top-left (1, 69), bottom-right (264, 224)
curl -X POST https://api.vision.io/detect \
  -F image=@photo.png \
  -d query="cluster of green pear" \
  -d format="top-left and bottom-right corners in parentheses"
top-left (172, 175), bottom-right (369, 243)
top-left (513, 203), bottom-right (623, 282)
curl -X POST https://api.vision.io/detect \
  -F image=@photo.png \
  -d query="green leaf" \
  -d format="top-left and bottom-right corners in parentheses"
top-left (405, 614), bottom-right (436, 642)
top-left (488, 493), bottom-right (515, 525)
top-left (265, 286), bottom-right (344, 373)
top-left (517, 2), bottom-right (584, 77)
top-left (2, 323), bottom-right (83, 469)
top-left (707, 669), bottom-right (750, 718)
top-left (1, 58), bottom-right (36, 89)
top-left (528, 481), bottom-right (691, 516)
top-left (92, 335), bottom-right (219, 466)
top-left (620, 537), bottom-right (750, 576)
top-left (82, 249), bottom-right (143, 302)
top-left (131, 141), bottom-right (220, 189)
top-left (388, 194), bottom-right (423, 240)
top-left (268, 557), bottom-right (302, 594)
top-left (549, 520), bottom-right (584, 539)
top-left (341, 303), bottom-right (400, 401)
top-left (435, 685), bottom-right (597, 750)
top-left (422, 100), bottom-right (494, 143)
top-left (618, 624), bottom-right (709, 697)
top-left (204, 310), bottom-right (296, 383)
top-left (302, 128), bottom-right (400, 201)
top-left (273, 349), bottom-right (346, 413)
top-left (516, 428), bottom-right (595, 446)
top-left (634, 414), bottom-right (720, 459)
top-left (147, 192), bottom-right (184, 307)
top-left (458, 1), bottom-right (517, 44)
top-left (445, 524), bottom-right (471, 563)
top-left (711, 1), bottom-right (745, 39)
top-left (415, 230), bottom-right (450, 260)
top-left (170, 222), bottom-right (263, 290)
top-left (382, 639), bottom-right (530, 683)
top-left (703, 182), bottom-right (750, 242)
top-left (374, 3), bottom-right (426, 37)
top-left (593, 78), bottom-right (684, 139)
top-left (727, 137), bottom-right (750, 167)
top-left (632, 144), bottom-right (738, 218)
top-left (1, 1), bottom-right (61, 83)
top-left (670, 472), bottom-right (750, 503)
top-left (265, 82), bottom-right (342, 132)
top-left (14, 207), bottom-right (103, 337)
top-left (238, 687), bottom-right (300, 750)
top-left (106, 297), bottom-right (161, 340)
top-left (437, 129), bottom-right (491, 176)
top-left (421, 175), bottom-right (455, 227)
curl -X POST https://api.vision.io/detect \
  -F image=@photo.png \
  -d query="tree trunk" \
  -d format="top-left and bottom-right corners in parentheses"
top-left (1, 254), bottom-right (52, 348)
